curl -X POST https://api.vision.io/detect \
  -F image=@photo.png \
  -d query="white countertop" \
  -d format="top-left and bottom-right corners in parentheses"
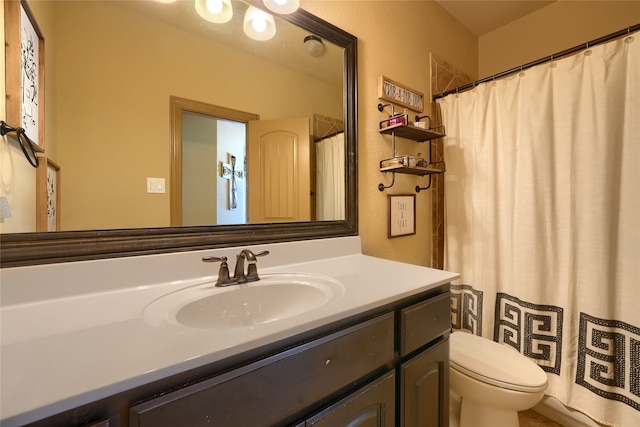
top-left (0, 237), bottom-right (458, 426)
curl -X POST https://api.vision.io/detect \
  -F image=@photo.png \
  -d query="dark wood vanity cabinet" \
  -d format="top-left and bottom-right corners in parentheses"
top-left (24, 286), bottom-right (450, 427)
top-left (130, 314), bottom-right (396, 427)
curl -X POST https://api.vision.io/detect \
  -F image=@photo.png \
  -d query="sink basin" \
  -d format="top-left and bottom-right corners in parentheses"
top-left (143, 273), bottom-right (344, 329)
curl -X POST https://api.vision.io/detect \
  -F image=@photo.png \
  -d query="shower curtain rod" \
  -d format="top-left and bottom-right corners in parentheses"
top-left (432, 23), bottom-right (640, 100)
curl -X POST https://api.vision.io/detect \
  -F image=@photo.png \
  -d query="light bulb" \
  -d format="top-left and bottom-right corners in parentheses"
top-left (243, 6), bottom-right (276, 41)
top-left (263, 0), bottom-right (299, 14)
top-left (195, 0), bottom-right (232, 24)
top-left (252, 16), bottom-right (267, 33)
top-left (206, 0), bottom-right (223, 14)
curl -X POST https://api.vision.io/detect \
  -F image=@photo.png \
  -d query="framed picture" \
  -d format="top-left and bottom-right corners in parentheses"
top-left (378, 75), bottom-right (424, 113)
top-left (4, 0), bottom-right (46, 152)
top-left (36, 157), bottom-right (60, 231)
top-left (388, 194), bottom-right (416, 238)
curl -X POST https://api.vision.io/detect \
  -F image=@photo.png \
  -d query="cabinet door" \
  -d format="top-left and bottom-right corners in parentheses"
top-left (306, 372), bottom-right (395, 427)
top-left (399, 339), bottom-right (449, 427)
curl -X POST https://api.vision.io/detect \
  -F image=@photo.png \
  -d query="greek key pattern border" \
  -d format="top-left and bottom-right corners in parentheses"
top-left (450, 284), bottom-right (483, 335)
top-left (577, 312), bottom-right (640, 411)
top-left (494, 293), bottom-right (563, 374)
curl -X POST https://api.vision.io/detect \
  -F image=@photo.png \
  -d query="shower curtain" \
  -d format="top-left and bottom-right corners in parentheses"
top-left (437, 32), bottom-right (639, 427)
top-left (315, 132), bottom-right (345, 220)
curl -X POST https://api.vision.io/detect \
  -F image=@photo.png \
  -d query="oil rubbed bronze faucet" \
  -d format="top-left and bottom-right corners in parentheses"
top-left (202, 249), bottom-right (270, 287)
top-left (233, 249), bottom-right (270, 284)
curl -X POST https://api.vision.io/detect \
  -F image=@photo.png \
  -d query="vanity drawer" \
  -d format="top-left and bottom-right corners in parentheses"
top-left (130, 313), bottom-right (394, 427)
top-left (400, 292), bottom-right (450, 356)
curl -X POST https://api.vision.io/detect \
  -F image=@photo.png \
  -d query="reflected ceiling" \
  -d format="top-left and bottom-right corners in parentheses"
top-left (114, 0), bottom-right (343, 86)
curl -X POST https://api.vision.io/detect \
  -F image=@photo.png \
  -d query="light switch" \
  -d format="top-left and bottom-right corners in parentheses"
top-left (147, 177), bottom-right (166, 194)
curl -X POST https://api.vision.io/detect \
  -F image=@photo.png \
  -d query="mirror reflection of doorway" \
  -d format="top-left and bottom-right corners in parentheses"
top-left (170, 96), bottom-right (258, 226)
top-left (182, 113), bottom-right (247, 226)
top-left (170, 97), bottom-right (338, 227)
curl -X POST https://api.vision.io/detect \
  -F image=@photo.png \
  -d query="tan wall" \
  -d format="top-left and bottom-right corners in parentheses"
top-left (479, 1), bottom-right (640, 78)
top-left (3, 0), bottom-right (476, 267)
top-left (4, 1), bottom-right (342, 231)
top-left (302, 0), bottom-right (477, 266)
top-left (53, 1), bottom-right (342, 230)
top-left (7, 1), bottom-right (630, 268)
top-left (21, 1), bottom-right (627, 267)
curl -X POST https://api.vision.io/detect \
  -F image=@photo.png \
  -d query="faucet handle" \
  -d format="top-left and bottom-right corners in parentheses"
top-left (246, 250), bottom-right (270, 282)
top-left (253, 250), bottom-right (270, 258)
top-left (202, 256), bottom-right (235, 287)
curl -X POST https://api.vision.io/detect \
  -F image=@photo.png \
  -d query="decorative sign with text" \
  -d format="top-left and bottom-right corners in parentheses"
top-left (388, 194), bottom-right (416, 238)
top-left (378, 76), bottom-right (424, 112)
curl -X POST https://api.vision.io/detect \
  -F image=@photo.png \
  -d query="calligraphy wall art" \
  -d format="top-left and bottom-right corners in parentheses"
top-left (36, 157), bottom-right (60, 231)
top-left (5, 0), bottom-right (45, 152)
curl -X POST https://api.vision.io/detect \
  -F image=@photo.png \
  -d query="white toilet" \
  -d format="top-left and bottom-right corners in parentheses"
top-left (449, 331), bottom-right (548, 427)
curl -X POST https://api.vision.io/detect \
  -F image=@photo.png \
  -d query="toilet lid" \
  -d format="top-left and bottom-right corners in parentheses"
top-left (450, 332), bottom-right (548, 393)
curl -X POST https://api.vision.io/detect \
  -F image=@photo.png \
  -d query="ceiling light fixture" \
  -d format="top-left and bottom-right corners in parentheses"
top-left (243, 6), bottom-right (276, 41)
top-left (263, 0), bottom-right (299, 15)
top-left (304, 35), bottom-right (324, 57)
top-left (195, 0), bottom-right (233, 24)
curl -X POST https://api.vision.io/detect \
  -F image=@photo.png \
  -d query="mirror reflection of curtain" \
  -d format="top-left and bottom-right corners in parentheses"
top-left (315, 132), bottom-right (345, 220)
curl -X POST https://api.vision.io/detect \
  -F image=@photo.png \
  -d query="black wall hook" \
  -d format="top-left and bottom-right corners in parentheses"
top-left (1, 121), bottom-right (39, 168)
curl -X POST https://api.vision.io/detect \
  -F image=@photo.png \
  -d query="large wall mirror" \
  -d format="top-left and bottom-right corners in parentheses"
top-left (1, 0), bottom-right (357, 267)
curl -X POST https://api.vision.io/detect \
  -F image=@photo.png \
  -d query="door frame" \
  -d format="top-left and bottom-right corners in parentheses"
top-left (169, 96), bottom-right (259, 226)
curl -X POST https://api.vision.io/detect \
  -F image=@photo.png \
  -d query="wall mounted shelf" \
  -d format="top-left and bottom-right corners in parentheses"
top-left (379, 161), bottom-right (446, 176)
top-left (377, 103), bottom-right (446, 192)
top-left (379, 123), bottom-right (445, 142)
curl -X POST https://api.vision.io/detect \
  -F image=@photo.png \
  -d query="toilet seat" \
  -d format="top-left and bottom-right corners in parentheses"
top-left (450, 332), bottom-right (548, 393)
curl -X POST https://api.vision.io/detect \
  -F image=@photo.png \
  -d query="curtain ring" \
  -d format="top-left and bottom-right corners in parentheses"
top-left (584, 41), bottom-right (593, 56)
top-left (624, 28), bottom-right (634, 44)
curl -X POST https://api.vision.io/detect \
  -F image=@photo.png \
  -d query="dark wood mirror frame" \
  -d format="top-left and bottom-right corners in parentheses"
top-left (0, 3), bottom-right (358, 268)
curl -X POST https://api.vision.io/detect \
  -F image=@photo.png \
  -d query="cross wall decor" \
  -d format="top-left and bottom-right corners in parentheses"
top-left (220, 154), bottom-right (244, 210)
